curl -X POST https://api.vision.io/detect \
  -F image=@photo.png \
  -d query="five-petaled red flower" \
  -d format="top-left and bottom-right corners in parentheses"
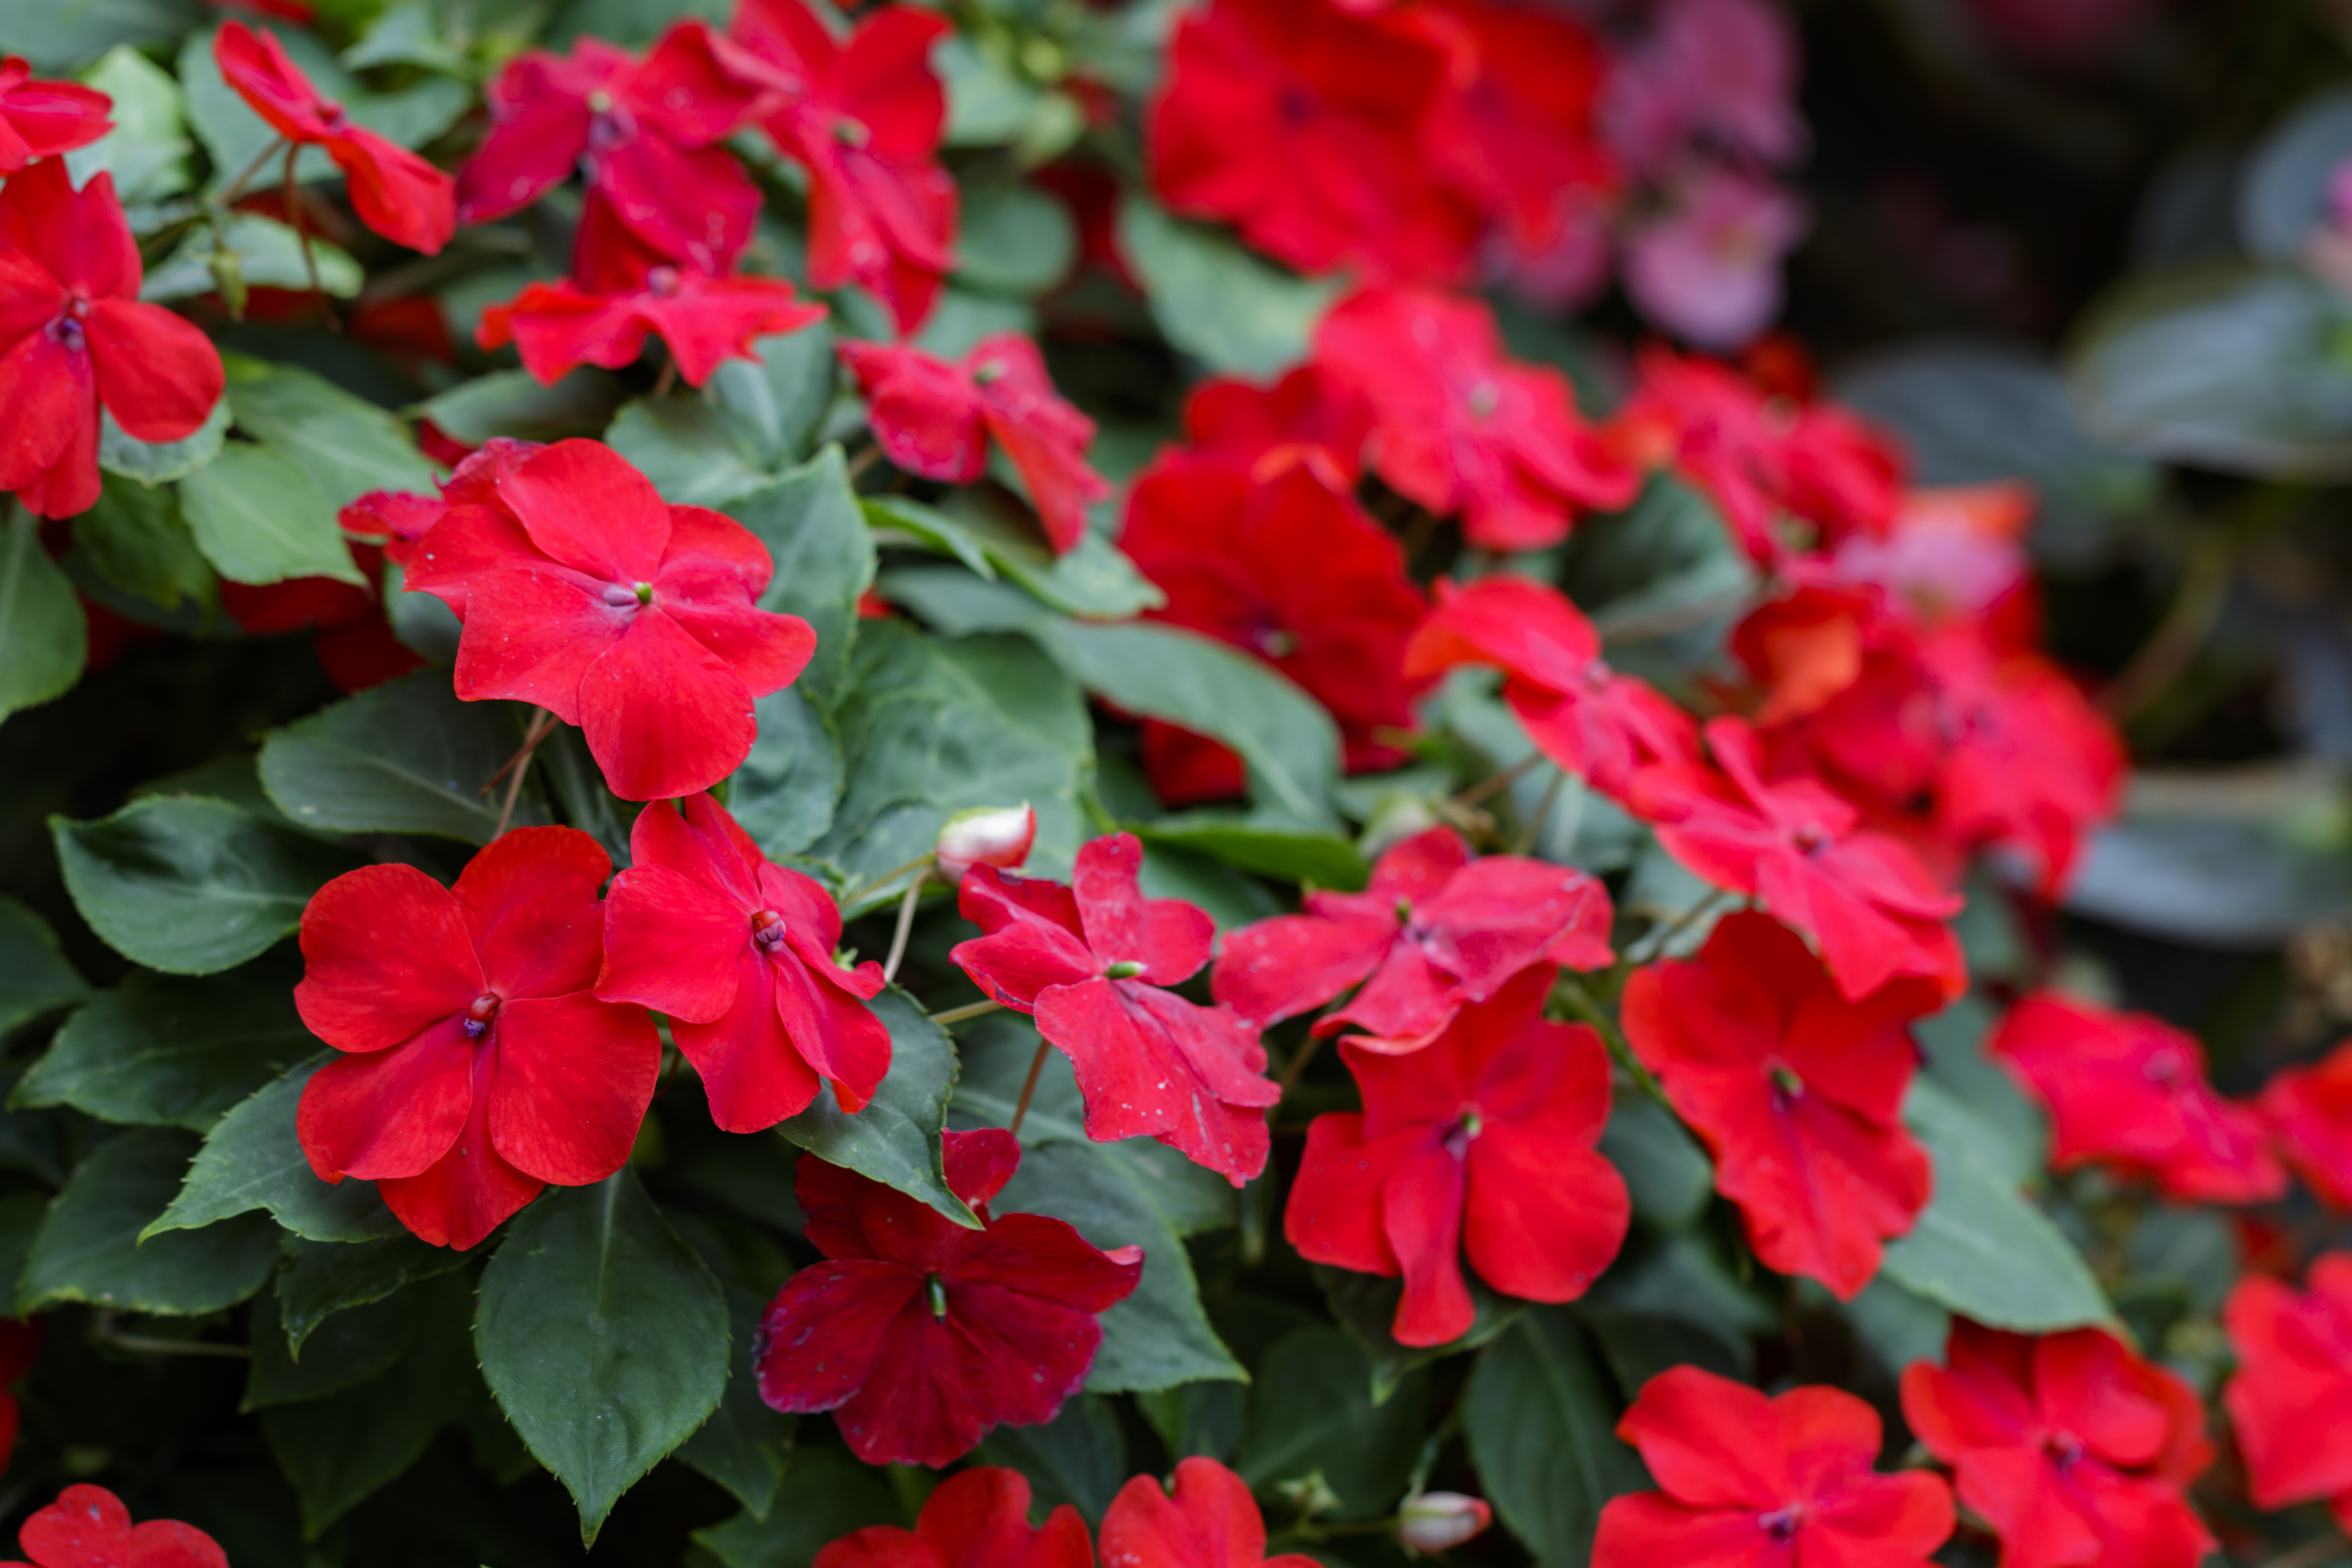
top-left (1214, 824), bottom-right (1611, 1053)
top-left (403, 438), bottom-right (816, 801)
top-left (0, 1485), bottom-right (226, 1568)
top-left (456, 22), bottom-right (767, 273)
top-left (1593, 1366), bottom-right (1955, 1568)
top-left (1403, 573), bottom-right (1698, 799)
top-left (0, 158), bottom-right (224, 519)
top-left (2262, 1037), bottom-right (2352, 1210)
top-left (1622, 910), bottom-right (1937, 1299)
top-left (755, 1129), bottom-right (1142, 1467)
top-left (0, 57), bottom-right (111, 174)
top-left (597, 792), bottom-right (889, 1132)
top-left (1988, 991), bottom-right (2284, 1205)
top-left (1423, 0), bottom-right (1614, 263)
top-left (950, 833), bottom-right (1280, 1185)
top-left (733, 0), bottom-right (958, 334)
top-left (294, 827), bottom-right (662, 1250)
top-left (1178, 364), bottom-right (1370, 487)
top-left (840, 334), bottom-right (1110, 556)
top-left (1314, 286), bottom-right (1635, 551)
top-left (1101, 1458), bottom-right (1320, 1568)
top-left (815, 1467), bottom-right (1091, 1568)
top-left (2224, 1253), bottom-right (2352, 1531)
top-left (1286, 965), bottom-right (1629, 1347)
top-left (1902, 1321), bottom-right (2214, 1568)
top-left (1628, 716), bottom-right (1966, 1002)
top-left (212, 21), bottom-right (456, 255)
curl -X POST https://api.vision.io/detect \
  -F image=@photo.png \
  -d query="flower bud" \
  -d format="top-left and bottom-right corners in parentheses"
top-left (1398, 1493), bottom-right (1492, 1555)
top-left (934, 804), bottom-right (1036, 882)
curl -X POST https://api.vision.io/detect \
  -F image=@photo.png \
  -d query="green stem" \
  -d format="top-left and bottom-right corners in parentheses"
top-left (929, 998), bottom-right (1003, 1028)
top-left (881, 872), bottom-right (928, 985)
top-left (1554, 974), bottom-right (1670, 1112)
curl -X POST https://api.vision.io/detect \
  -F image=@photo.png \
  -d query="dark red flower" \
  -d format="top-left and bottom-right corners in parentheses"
top-left (596, 793), bottom-right (888, 1132)
top-left (212, 21), bottom-right (455, 255)
top-left (755, 1129), bottom-right (1143, 1467)
top-left (479, 193), bottom-right (824, 387)
top-left (1627, 716), bottom-right (1966, 1002)
top-left (217, 538), bottom-right (424, 694)
top-left (1314, 287), bottom-right (1636, 551)
top-left (1148, 0), bottom-right (1477, 282)
top-left (1214, 824), bottom-right (1611, 1051)
top-left (1285, 965), bottom-right (1628, 1346)
top-left (0, 57), bottom-right (111, 175)
top-left (402, 438), bottom-right (817, 800)
top-left (1101, 1458), bottom-right (1320, 1568)
top-left (1402, 573), bottom-right (1698, 799)
top-left (294, 828), bottom-right (662, 1250)
top-left (1122, 458), bottom-right (1428, 803)
top-left (2224, 1254), bottom-right (2352, 1529)
top-left (1178, 364), bottom-right (1371, 487)
top-left (1422, 0), bottom-right (1615, 260)
top-left (815, 1467), bottom-right (1092, 1568)
top-left (1594, 1366), bottom-right (1955, 1568)
top-left (0, 1319), bottom-right (39, 1474)
top-left (1622, 910), bottom-right (1937, 1298)
top-left (0, 1485), bottom-right (226, 1568)
top-left (456, 21), bottom-right (767, 273)
top-left (0, 159), bottom-right (224, 520)
top-left (1902, 1321), bottom-right (2214, 1568)
top-left (949, 833), bottom-right (1280, 1185)
top-left (1988, 991), bottom-right (2284, 1205)
top-left (2262, 1039), bottom-right (2352, 1209)
top-left (841, 334), bottom-right (1109, 556)
top-left (733, 0), bottom-right (956, 334)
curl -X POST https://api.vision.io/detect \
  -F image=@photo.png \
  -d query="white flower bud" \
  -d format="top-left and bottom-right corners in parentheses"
top-left (1398, 1493), bottom-right (1492, 1554)
top-left (933, 804), bottom-right (1036, 882)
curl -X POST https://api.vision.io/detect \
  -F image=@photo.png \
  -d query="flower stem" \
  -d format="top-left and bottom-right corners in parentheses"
top-left (92, 1311), bottom-right (250, 1360)
top-left (282, 143), bottom-right (328, 318)
top-left (928, 999), bottom-right (1002, 1028)
top-left (1006, 1036), bottom-right (1050, 1138)
top-left (1554, 974), bottom-right (1671, 1112)
top-left (217, 135), bottom-right (287, 205)
top-left (882, 872), bottom-right (928, 984)
top-left (1623, 886), bottom-right (1731, 970)
top-left (1453, 752), bottom-right (1540, 809)
top-left (487, 707), bottom-right (561, 837)
top-left (1277, 1031), bottom-right (1325, 1093)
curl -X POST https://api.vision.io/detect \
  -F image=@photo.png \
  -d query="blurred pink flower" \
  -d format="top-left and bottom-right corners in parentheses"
top-left (1605, 0), bottom-right (1807, 176)
top-left (1622, 164), bottom-right (1809, 348)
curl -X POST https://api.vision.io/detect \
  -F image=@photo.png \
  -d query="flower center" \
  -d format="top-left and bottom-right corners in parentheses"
top-left (2046, 1430), bottom-right (2085, 1470)
top-left (971, 358), bottom-right (1008, 386)
top-left (647, 266), bottom-right (680, 297)
top-left (1442, 1108), bottom-right (1483, 1160)
top-left (1791, 823), bottom-right (1830, 854)
top-left (1249, 623), bottom-right (1298, 660)
top-left (1758, 1505), bottom-right (1802, 1540)
top-left (47, 294), bottom-right (90, 351)
top-left (1770, 1064), bottom-right (1805, 1111)
top-left (1465, 381), bottom-right (1501, 419)
top-left (1103, 959), bottom-right (1147, 980)
top-left (926, 1274), bottom-right (949, 1318)
top-left (1277, 85), bottom-right (1316, 126)
top-left (318, 103), bottom-right (348, 132)
top-left (462, 992), bottom-right (500, 1040)
top-left (634, 581), bottom-right (654, 606)
top-left (751, 909), bottom-right (788, 948)
top-left (833, 114), bottom-right (870, 147)
top-left (1583, 658), bottom-right (1613, 689)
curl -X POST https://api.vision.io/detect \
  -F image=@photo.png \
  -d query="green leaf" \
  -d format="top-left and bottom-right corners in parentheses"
top-left (779, 988), bottom-right (975, 1228)
top-left (607, 396), bottom-right (769, 507)
top-left (0, 897), bottom-right (86, 1037)
top-left (0, 508), bottom-right (89, 727)
top-left (247, 1280), bottom-right (420, 1408)
top-left (259, 674), bottom-right (540, 843)
top-left (67, 46), bottom-right (187, 202)
top-left (476, 1170), bottom-right (730, 1544)
top-left (1117, 197), bottom-right (1340, 379)
top-left (1879, 1078), bottom-right (2109, 1332)
top-left (415, 368), bottom-right (628, 446)
top-left (811, 619), bottom-right (1093, 883)
top-left (0, 0), bottom-right (195, 72)
top-left (144, 1058), bottom-right (406, 1244)
top-left (861, 495), bottom-right (997, 580)
top-left (957, 178), bottom-right (1077, 297)
top-left (98, 397), bottom-right (233, 486)
top-left (1596, 1092), bottom-right (1712, 1231)
top-left (1464, 1307), bottom-right (1645, 1568)
top-left (226, 359), bottom-right (436, 510)
top-left (675, 1285), bottom-right (798, 1520)
top-left (1234, 1327), bottom-right (1428, 1519)
top-left (0, 1191), bottom-right (48, 1305)
top-left (75, 477), bottom-right (211, 610)
top-left (2241, 86), bottom-right (2352, 259)
top-left (51, 796), bottom-right (355, 974)
top-left (181, 444), bottom-right (364, 588)
top-left (277, 1232), bottom-right (472, 1356)
top-left (17, 968), bottom-right (306, 1130)
top-left (20, 1128), bottom-right (279, 1315)
top-left (729, 687), bottom-right (841, 858)
top-left (876, 496), bottom-right (1162, 619)
top-left (692, 1458), bottom-right (897, 1568)
top-left (708, 321), bottom-right (836, 466)
top-left (1317, 1267), bottom-right (1523, 1406)
top-left (737, 448), bottom-right (878, 711)
top-left (975, 1393), bottom-right (1127, 1524)
top-left (141, 216), bottom-right (364, 302)
top-left (1130, 814), bottom-right (1366, 888)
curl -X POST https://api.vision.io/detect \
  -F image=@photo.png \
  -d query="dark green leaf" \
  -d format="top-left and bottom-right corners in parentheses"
top-left (0, 1191), bottom-right (48, 1305)
top-left (929, 500), bottom-right (1164, 619)
top-left (1135, 1379), bottom-right (1248, 1466)
top-left (1234, 1327), bottom-right (1428, 1520)
top-left (1579, 1233), bottom-right (1776, 1375)
top-left (779, 988), bottom-right (974, 1228)
top-left (708, 322), bottom-right (836, 466)
top-left (98, 398), bottom-right (229, 486)
top-left (1130, 814), bottom-right (1366, 888)
top-left (957, 178), bottom-right (1078, 297)
top-left (692, 1458), bottom-right (898, 1568)
top-left (51, 796), bottom-right (355, 974)
top-left (415, 368), bottom-right (626, 446)
top-left (1317, 1267), bottom-right (1523, 1405)
top-left (142, 217), bottom-right (363, 302)
top-left (2240, 86), bottom-right (2352, 259)
top-left (1842, 1274), bottom-right (1952, 1376)
top-left (246, 1280), bottom-right (419, 1408)
top-left (259, 674), bottom-right (541, 842)
top-left (728, 687), bottom-right (840, 858)
top-left (0, 0), bottom-right (196, 73)
top-left (75, 478), bottom-right (211, 611)
top-left (225, 358), bottom-right (435, 510)
top-left (18, 968), bottom-right (306, 1129)
top-left (675, 1285), bottom-right (798, 1520)
top-left (738, 448), bottom-right (878, 711)
top-left (180, 444), bottom-right (364, 588)
top-left (278, 1232), bottom-right (472, 1356)
top-left (145, 1058), bottom-right (405, 1243)
top-left (0, 897), bottom-right (86, 1037)
top-left (476, 1170), bottom-right (729, 1544)
top-left (862, 495), bottom-right (998, 580)
top-left (975, 1393), bottom-right (1127, 1524)
top-left (0, 509), bottom-right (89, 727)
top-left (1576, 1305), bottom-right (1745, 1391)
top-left (1117, 197), bottom-right (1338, 378)
top-left (1464, 1308), bottom-right (1645, 1568)
top-left (2064, 803), bottom-right (2352, 946)
top-left (21, 1128), bottom-right (278, 1314)
top-left (1596, 1092), bottom-right (1712, 1231)
top-left (607, 395), bottom-right (768, 507)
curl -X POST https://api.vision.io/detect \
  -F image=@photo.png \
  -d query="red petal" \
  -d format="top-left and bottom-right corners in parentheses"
top-left (1101, 1458), bottom-right (1282, 1568)
top-left (770, 946), bottom-right (894, 1112)
top-left (294, 862), bottom-right (483, 1054)
top-left (1617, 1365), bottom-right (1789, 1507)
top-left (1381, 1142), bottom-right (1471, 1347)
top-left (597, 861), bottom-right (751, 1023)
top-left (943, 1127), bottom-right (1022, 1212)
top-left (756, 1259), bottom-right (922, 1412)
top-left (297, 1016), bottom-right (474, 1182)
top-left (1463, 1125), bottom-right (1626, 1307)
top-left (1035, 980), bottom-right (1274, 1185)
top-left (841, 340), bottom-right (986, 483)
top-left (451, 825), bottom-right (611, 1000)
top-left (0, 322), bottom-right (85, 494)
top-left (577, 610), bottom-right (761, 799)
top-left (331, 127), bottom-right (456, 255)
top-left (486, 990), bottom-right (660, 1184)
top-left (454, 50), bottom-right (597, 224)
top-left (448, 567), bottom-right (624, 721)
top-left (675, 953), bottom-right (824, 1132)
top-left (86, 299), bottom-right (223, 443)
top-left (0, 155), bottom-right (136, 300)
top-left (1210, 910), bottom-right (1394, 1028)
top-left (1284, 1113), bottom-right (1405, 1277)
top-left (499, 438), bottom-right (672, 583)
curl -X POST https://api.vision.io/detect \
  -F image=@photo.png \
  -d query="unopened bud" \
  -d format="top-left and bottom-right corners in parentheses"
top-left (934, 804), bottom-right (1036, 882)
top-left (1398, 1493), bottom-right (1491, 1555)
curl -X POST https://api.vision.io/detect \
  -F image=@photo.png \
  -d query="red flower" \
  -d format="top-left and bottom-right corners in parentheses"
top-left (1902, 1321), bottom-right (2214, 1568)
top-left (1213, 824), bottom-right (1611, 1051)
top-left (1628, 717), bottom-right (1966, 1002)
top-left (212, 21), bottom-right (455, 255)
top-left (1594, 1366), bottom-right (1954, 1568)
top-left (1604, 346), bottom-right (1787, 559)
top-left (0, 57), bottom-right (111, 175)
top-left (755, 1130), bottom-right (1142, 1467)
top-left (293, 827), bottom-right (662, 1250)
top-left (1314, 287), bottom-right (1635, 551)
top-left (0, 1485), bottom-right (227, 1568)
top-left (0, 159), bottom-right (224, 519)
top-left (2262, 1039), bottom-right (2352, 1209)
top-left (0, 1319), bottom-right (38, 1473)
top-left (841, 335), bottom-right (1109, 556)
top-left (1421, 0), bottom-right (1615, 260)
top-left (1101, 1458), bottom-right (1320, 1568)
top-left (596, 793), bottom-right (889, 1131)
top-left (402, 439), bottom-right (817, 800)
top-left (1622, 910), bottom-right (1937, 1298)
top-left (1285, 965), bottom-right (1629, 1346)
top-left (1178, 364), bottom-right (1370, 487)
top-left (1148, 0), bottom-right (1477, 282)
top-left (1988, 991), bottom-right (2284, 1205)
top-left (733, 0), bottom-right (956, 334)
top-left (456, 22), bottom-right (767, 273)
top-left (1123, 459), bottom-right (1428, 803)
top-left (479, 194), bottom-right (824, 387)
top-left (2224, 1254), bottom-right (2352, 1528)
top-left (949, 833), bottom-right (1280, 1185)
top-left (816, 1467), bottom-right (1093, 1568)
top-left (217, 539), bottom-right (424, 694)
top-left (1401, 573), bottom-right (1698, 799)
